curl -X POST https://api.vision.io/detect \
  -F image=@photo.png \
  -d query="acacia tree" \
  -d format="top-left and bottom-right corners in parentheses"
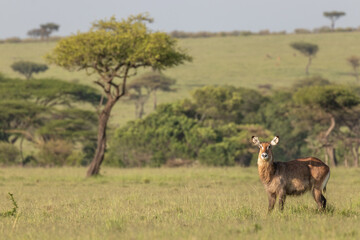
top-left (27, 23), bottom-right (59, 40)
top-left (127, 81), bottom-right (149, 119)
top-left (27, 29), bottom-right (43, 39)
top-left (340, 107), bottom-right (360, 167)
top-left (40, 23), bottom-right (59, 39)
top-left (11, 61), bottom-right (48, 80)
top-left (140, 72), bottom-right (176, 110)
top-left (294, 85), bottom-right (360, 166)
top-left (323, 11), bottom-right (346, 31)
top-left (128, 72), bottom-right (176, 118)
top-left (0, 76), bottom-right (101, 165)
top-left (46, 14), bottom-right (192, 176)
top-left (290, 42), bottom-right (319, 75)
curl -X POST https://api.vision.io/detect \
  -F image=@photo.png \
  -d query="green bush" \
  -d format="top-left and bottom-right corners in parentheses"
top-left (294, 28), bottom-right (312, 34)
top-left (107, 104), bottom-right (200, 167)
top-left (335, 27), bottom-right (355, 32)
top-left (313, 26), bottom-right (332, 33)
top-left (0, 142), bottom-right (20, 165)
top-left (36, 139), bottom-right (73, 166)
top-left (105, 84), bottom-right (360, 167)
top-left (66, 151), bottom-right (86, 166)
top-left (107, 96), bottom-right (268, 167)
top-left (198, 142), bottom-right (232, 166)
top-left (4, 37), bottom-right (21, 43)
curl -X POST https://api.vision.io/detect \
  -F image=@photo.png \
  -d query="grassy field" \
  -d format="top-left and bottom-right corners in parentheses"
top-left (1, 32), bottom-right (360, 126)
top-left (0, 167), bottom-right (359, 239)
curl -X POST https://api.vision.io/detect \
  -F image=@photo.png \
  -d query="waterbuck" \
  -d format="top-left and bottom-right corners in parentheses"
top-left (251, 136), bottom-right (330, 212)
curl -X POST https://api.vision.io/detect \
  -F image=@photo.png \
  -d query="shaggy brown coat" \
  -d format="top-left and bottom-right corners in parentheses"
top-left (252, 136), bottom-right (330, 211)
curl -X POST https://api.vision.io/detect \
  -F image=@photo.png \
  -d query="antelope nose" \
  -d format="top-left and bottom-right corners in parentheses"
top-left (261, 153), bottom-right (268, 159)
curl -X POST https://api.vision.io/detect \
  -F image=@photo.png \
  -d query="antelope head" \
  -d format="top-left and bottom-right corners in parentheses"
top-left (252, 136), bottom-right (279, 163)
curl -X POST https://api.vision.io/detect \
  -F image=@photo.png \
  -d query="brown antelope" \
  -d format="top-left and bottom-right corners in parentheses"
top-left (251, 136), bottom-right (330, 212)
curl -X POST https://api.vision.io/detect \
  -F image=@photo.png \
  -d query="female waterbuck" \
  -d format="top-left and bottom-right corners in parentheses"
top-left (251, 136), bottom-right (330, 212)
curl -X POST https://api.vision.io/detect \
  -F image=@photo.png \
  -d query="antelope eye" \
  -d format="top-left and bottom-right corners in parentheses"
top-left (268, 145), bottom-right (271, 149)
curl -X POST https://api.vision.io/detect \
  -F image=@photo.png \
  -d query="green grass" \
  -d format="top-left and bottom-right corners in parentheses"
top-left (0, 167), bottom-right (359, 239)
top-left (1, 32), bottom-right (360, 126)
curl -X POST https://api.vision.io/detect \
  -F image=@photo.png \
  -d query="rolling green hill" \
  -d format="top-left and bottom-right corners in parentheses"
top-left (1, 32), bottom-right (360, 126)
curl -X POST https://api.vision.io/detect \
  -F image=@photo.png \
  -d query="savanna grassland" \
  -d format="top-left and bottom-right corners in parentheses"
top-left (2, 32), bottom-right (360, 240)
top-left (1, 32), bottom-right (360, 126)
top-left (0, 167), bottom-right (359, 240)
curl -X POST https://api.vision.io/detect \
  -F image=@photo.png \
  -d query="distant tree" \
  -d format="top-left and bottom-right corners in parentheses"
top-left (46, 14), bottom-right (192, 176)
top-left (27, 29), bottom-right (43, 39)
top-left (346, 56), bottom-right (360, 81)
top-left (128, 72), bottom-right (176, 118)
top-left (290, 42), bottom-right (319, 75)
top-left (27, 23), bottom-right (59, 40)
top-left (127, 80), bottom-right (149, 119)
top-left (323, 11), bottom-right (346, 31)
top-left (11, 61), bottom-right (48, 80)
top-left (40, 23), bottom-right (60, 39)
top-left (145, 72), bottom-right (176, 110)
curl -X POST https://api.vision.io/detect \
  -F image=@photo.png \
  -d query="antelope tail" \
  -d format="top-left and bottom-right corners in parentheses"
top-left (321, 172), bottom-right (330, 194)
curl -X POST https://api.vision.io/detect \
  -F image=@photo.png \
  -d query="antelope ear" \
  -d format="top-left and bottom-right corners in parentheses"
top-left (251, 136), bottom-right (260, 146)
top-left (271, 136), bottom-right (279, 146)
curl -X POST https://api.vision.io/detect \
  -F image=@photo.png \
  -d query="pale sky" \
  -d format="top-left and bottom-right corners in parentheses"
top-left (0, 0), bottom-right (359, 39)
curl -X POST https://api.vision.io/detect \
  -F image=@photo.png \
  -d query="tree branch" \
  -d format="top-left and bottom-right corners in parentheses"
top-left (109, 63), bottom-right (124, 79)
top-left (5, 129), bottom-right (42, 145)
top-left (96, 94), bottom-right (104, 116)
top-left (92, 62), bottom-right (108, 81)
top-left (323, 114), bottom-right (336, 142)
top-left (94, 80), bottom-right (105, 90)
top-left (119, 65), bottom-right (130, 98)
top-left (109, 81), bottom-right (120, 99)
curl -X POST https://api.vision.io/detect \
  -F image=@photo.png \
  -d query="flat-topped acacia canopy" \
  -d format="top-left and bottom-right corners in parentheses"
top-left (46, 13), bottom-right (192, 176)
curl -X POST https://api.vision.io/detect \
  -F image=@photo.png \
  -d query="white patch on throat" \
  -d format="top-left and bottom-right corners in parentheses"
top-left (257, 156), bottom-right (272, 165)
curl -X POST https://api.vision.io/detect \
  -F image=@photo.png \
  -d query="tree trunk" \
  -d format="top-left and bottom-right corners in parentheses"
top-left (344, 154), bottom-right (348, 168)
top-left (135, 102), bottom-right (139, 118)
top-left (87, 99), bottom-right (116, 176)
top-left (352, 144), bottom-right (359, 167)
top-left (138, 99), bottom-right (145, 119)
top-left (322, 114), bottom-right (336, 166)
top-left (26, 73), bottom-right (32, 80)
top-left (20, 136), bottom-right (25, 166)
top-left (325, 146), bottom-right (338, 166)
top-left (153, 89), bottom-right (157, 110)
top-left (305, 57), bottom-right (312, 75)
top-left (324, 115), bottom-right (336, 139)
top-left (354, 68), bottom-right (359, 81)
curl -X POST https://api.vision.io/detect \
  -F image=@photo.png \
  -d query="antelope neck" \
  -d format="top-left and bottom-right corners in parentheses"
top-left (257, 159), bottom-right (276, 184)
